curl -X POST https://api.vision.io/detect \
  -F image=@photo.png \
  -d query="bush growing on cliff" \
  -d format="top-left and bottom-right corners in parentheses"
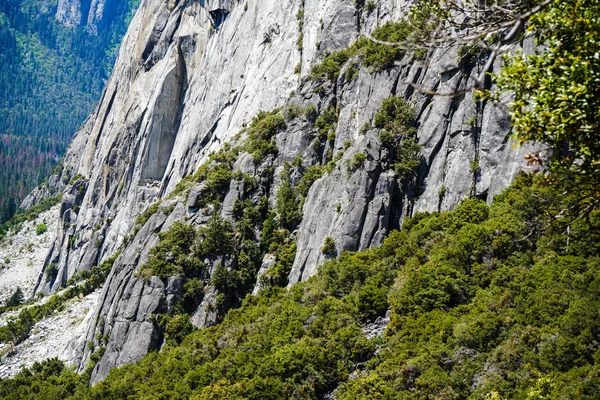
top-left (321, 236), bottom-right (337, 258)
top-left (311, 21), bottom-right (411, 82)
top-left (374, 96), bottom-right (422, 180)
top-left (143, 222), bottom-right (200, 279)
top-left (5, 287), bottom-right (23, 308)
top-left (164, 314), bottom-right (195, 346)
top-left (35, 223), bottom-right (47, 235)
top-left (244, 110), bottom-right (286, 163)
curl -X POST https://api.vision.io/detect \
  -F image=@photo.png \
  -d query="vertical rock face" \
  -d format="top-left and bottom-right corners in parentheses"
top-left (19, 0), bottom-right (543, 382)
top-left (56, 0), bottom-right (85, 26)
top-left (56, 0), bottom-right (119, 32)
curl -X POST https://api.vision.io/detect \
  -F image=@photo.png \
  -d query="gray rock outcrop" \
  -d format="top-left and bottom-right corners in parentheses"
top-left (57, 0), bottom-right (114, 31)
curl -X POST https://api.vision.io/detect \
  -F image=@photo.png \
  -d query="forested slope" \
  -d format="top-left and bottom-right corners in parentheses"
top-left (0, 0), bottom-right (137, 223)
top-left (1, 175), bottom-right (599, 399)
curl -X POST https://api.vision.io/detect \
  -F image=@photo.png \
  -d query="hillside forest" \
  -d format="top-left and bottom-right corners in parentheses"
top-left (0, 0), bottom-right (138, 223)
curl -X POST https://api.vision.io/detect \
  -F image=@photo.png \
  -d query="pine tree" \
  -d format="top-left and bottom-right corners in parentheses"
top-left (6, 287), bottom-right (23, 307)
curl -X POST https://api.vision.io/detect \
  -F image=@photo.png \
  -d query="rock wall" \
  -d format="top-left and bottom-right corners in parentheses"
top-left (15, 0), bottom-right (542, 383)
top-left (56, 0), bottom-right (125, 33)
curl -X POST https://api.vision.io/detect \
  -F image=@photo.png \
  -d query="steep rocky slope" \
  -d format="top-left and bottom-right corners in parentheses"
top-left (8, 0), bottom-right (542, 382)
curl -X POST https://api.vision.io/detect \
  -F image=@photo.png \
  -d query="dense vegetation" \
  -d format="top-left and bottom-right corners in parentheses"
top-left (0, 134), bottom-right (62, 223)
top-left (0, 0), bottom-right (137, 224)
top-left (1, 175), bottom-right (598, 399)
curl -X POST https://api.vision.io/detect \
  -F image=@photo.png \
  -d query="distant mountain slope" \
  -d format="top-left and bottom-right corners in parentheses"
top-left (0, 0), bottom-right (138, 224)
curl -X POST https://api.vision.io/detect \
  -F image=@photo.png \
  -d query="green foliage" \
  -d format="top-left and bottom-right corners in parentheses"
top-left (45, 263), bottom-right (58, 282)
top-left (349, 152), bottom-right (367, 170)
top-left (181, 278), bottom-right (204, 313)
top-left (68, 174), bottom-right (85, 185)
top-left (496, 0), bottom-right (600, 218)
top-left (365, 1), bottom-right (376, 13)
top-left (243, 110), bottom-right (286, 163)
top-left (311, 21), bottom-right (411, 81)
top-left (2, 175), bottom-right (600, 399)
top-left (35, 223), bottom-right (47, 236)
top-left (394, 136), bottom-right (422, 180)
top-left (0, 358), bottom-right (89, 400)
top-left (344, 63), bottom-right (359, 82)
top-left (296, 165), bottom-right (324, 199)
top-left (457, 43), bottom-right (485, 69)
top-left (164, 314), bottom-right (195, 346)
top-left (374, 96), bottom-right (416, 134)
top-left (275, 177), bottom-right (302, 230)
top-left (374, 96), bottom-right (422, 180)
top-left (142, 222), bottom-right (202, 279)
top-left (5, 287), bottom-right (23, 308)
top-left (315, 106), bottom-right (338, 139)
top-left (321, 236), bottom-right (337, 257)
top-left (197, 214), bottom-right (234, 258)
top-left (173, 144), bottom-right (241, 205)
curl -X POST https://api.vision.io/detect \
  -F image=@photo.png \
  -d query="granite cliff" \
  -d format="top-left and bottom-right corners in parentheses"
top-left (5, 0), bottom-right (541, 382)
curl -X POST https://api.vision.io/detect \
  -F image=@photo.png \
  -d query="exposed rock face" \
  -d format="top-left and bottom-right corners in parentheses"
top-left (56, 0), bottom-right (84, 26)
top-left (9, 0), bottom-right (543, 383)
top-left (56, 0), bottom-right (122, 32)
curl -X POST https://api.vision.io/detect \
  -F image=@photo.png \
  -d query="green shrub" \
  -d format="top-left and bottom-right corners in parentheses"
top-left (344, 64), bottom-right (359, 82)
top-left (5, 287), bottom-right (23, 307)
top-left (68, 173), bottom-right (85, 185)
top-left (135, 200), bottom-right (161, 230)
top-left (374, 96), bottom-right (416, 134)
top-left (244, 110), bottom-right (286, 163)
top-left (322, 236), bottom-right (337, 258)
top-left (458, 43), bottom-right (485, 69)
top-left (311, 22), bottom-right (411, 82)
top-left (143, 222), bottom-right (201, 278)
top-left (45, 263), bottom-right (58, 282)
top-left (296, 165), bottom-right (324, 199)
top-left (350, 153), bottom-right (367, 170)
top-left (2, 175), bottom-right (600, 399)
top-left (197, 214), bottom-right (234, 258)
top-left (275, 177), bottom-right (302, 230)
top-left (394, 136), bottom-right (422, 180)
top-left (164, 314), bottom-right (195, 346)
top-left (35, 223), bottom-right (47, 235)
top-left (315, 106), bottom-right (338, 139)
top-left (373, 97), bottom-right (421, 180)
top-left (365, 1), bottom-right (376, 13)
top-left (181, 278), bottom-right (204, 313)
